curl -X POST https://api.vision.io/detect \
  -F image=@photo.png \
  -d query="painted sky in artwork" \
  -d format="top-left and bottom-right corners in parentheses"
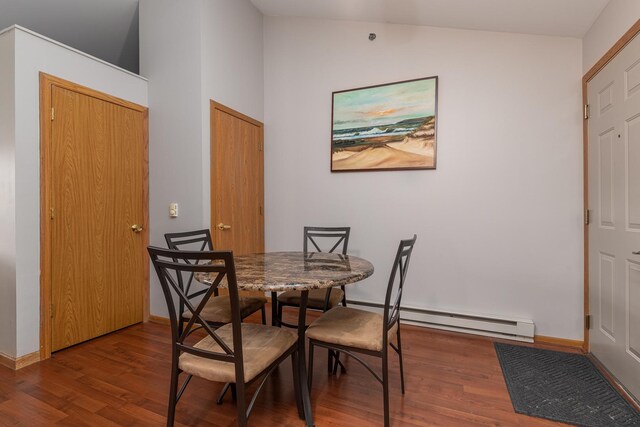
top-left (332, 78), bottom-right (436, 130)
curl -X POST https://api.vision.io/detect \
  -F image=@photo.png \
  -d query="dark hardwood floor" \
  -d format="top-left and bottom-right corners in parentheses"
top-left (0, 307), bottom-right (577, 426)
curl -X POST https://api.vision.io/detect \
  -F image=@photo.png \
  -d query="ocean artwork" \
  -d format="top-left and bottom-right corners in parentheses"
top-left (331, 77), bottom-right (438, 171)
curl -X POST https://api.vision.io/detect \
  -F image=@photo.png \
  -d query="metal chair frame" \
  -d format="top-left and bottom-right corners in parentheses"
top-left (307, 235), bottom-right (417, 427)
top-left (165, 229), bottom-right (267, 333)
top-left (275, 226), bottom-right (351, 374)
top-left (149, 247), bottom-right (301, 427)
top-left (276, 226), bottom-right (351, 328)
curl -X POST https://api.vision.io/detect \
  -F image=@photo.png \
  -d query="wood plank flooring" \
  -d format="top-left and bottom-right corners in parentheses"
top-left (0, 307), bottom-right (578, 426)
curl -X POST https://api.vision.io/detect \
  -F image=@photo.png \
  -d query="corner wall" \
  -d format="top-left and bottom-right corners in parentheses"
top-left (10, 26), bottom-right (147, 357)
top-left (264, 17), bottom-right (584, 339)
top-left (0, 29), bottom-right (17, 358)
top-left (200, 0), bottom-right (264, 228)
top-left (139, 0), bottom-right (204, 319)
top-left (139, 0), bottom-right (264, 318)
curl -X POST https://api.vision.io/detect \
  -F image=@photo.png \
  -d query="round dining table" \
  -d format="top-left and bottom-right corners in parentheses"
top-left (198, 251), bottom-right (374, 426)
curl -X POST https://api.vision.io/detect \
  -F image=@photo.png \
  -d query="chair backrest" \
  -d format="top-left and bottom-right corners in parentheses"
top-left (148, 247), bottom-right (246, 382)
top-left (304, 226), bottom-right (350, 255)
top-left (165, 229), bottom-right (213, 252)
top-left (165, 229), bottom-right (216, 299)
top-left (383, 235), bottom-right (417, 342)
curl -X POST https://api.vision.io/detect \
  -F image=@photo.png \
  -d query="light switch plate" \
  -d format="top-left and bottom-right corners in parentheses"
top-left (169, 202), bottom-right (178, 218)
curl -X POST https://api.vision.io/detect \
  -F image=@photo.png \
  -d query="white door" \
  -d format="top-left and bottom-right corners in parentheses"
top-left (588, 33), bottom-right (640, 400)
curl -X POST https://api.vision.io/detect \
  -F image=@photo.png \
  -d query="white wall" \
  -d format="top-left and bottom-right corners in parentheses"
top-left (139, 0), bottom-right (204, 320)
top-left (583, 0), bottom-right (640, 73)
top-left (200, 0), bottom-right (264, 227)
top-left (139, 0), bottom-right (264, 318)
top-left (8, 26), bottom-right (147, 357)
top-left (0, 29), bottom-right (17, 358)
top-left (264, 18), bottom-right (584, 339)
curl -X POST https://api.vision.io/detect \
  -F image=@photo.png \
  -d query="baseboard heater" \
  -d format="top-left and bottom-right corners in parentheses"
top-left (347, 300), bottom-right (535, 343)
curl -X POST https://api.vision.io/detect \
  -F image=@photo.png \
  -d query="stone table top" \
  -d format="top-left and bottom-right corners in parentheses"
top-left (196, 251), bottom-right (374, 292)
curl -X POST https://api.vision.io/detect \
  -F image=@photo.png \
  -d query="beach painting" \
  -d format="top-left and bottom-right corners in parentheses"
top-left (331, 76), bottom-right (437, 172)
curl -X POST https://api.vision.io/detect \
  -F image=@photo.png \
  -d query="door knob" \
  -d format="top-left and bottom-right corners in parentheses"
top-left (131, 224), bottom-right (144, 233)
top-left (216, 222), bottom-right (231, 231)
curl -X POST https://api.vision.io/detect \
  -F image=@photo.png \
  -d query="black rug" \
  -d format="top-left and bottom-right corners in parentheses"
top-left (494, 343), bottom-right (640, 426)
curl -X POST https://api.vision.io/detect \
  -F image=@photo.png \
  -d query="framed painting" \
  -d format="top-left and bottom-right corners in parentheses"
top-left (331, 76), bottom-right (438, 172)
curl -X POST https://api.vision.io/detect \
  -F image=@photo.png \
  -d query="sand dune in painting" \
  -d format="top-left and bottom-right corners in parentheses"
top-left (333, 145), bottom-right (431, 169)
top-left (332, 117), bottom-right (436, 170)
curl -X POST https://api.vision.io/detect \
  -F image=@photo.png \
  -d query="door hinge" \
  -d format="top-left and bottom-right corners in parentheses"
top-left (585, 208), bottom-right (590, 225)
top-left (258, 142), bottom-right (263, 152)
top-left (259, 206), bottom-right (263, 215)
top-left (51, 303), bottom-right (54, 319)
top-left (51, 107), bottom-right (55, 121)
top-left (584, 104), bottom-right (590, 120)
top-left (585, 314), bottom-right (591, 330)
top-left (50, 207), bottom-right (55, 220)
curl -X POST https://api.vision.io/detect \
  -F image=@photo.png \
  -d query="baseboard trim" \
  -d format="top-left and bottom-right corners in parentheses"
top-left (0, 351), bottom-right (41, 370)
top-left (0, 352), bottom-right (12, 370)
top-left (534, 335), bottom-right (584, 350)
top-left (148, 315), bottom-right (170, 325)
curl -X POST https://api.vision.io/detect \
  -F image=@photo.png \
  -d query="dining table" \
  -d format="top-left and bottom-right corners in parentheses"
top-left (197, 251), bottom-right (374, 426)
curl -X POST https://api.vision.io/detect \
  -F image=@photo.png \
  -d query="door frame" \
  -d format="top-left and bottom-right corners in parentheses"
top-left (209, 100), bottom-right (264, 250)
top-left (583, 19), bottom-right (640, 352)
top-left (39, 73), bottom-right (149, 360)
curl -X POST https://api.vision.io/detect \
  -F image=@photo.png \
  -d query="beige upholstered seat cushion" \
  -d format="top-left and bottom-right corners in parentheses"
top-left (179, 323), bottom-right (297, 383)
top-left (278, 288), bottom-right (344, 310)
top-left (182, 295), bottom-right (266, 324)
top-left (306, 306), bottom-right (398, 352)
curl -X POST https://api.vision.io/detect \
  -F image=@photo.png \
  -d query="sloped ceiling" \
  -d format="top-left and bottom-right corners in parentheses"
top-left (0, 0), bottom-right (614, 75)
top-left (251, 0), bottom-right (611, 38)
top-left (0, 0), bottom-right (139, 73)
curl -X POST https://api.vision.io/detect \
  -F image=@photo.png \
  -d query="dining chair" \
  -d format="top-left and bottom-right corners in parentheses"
top-left (148, 247), bottom-right (301, 427)
top-left (306, 235), bottom-right (417, 427)
top-left (275, 226), bottom-right (351, 373)
top-left (276, 226), bottom-right (350, 328)
top-left (165, 229), bottom-right (267, 333)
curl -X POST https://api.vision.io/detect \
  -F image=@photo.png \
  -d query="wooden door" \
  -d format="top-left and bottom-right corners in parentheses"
top-left (43, 76), bottom-right (147, 353)
top-left (588, 33), bottom-right (640, 400)
top-left (210, 101), bottom-right (264, 257)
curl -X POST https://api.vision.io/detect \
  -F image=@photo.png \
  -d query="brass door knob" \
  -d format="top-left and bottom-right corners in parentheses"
top-left (131, 224), bottom-right (144, 233)
top-left (216, 222), bottom-right (231, 231)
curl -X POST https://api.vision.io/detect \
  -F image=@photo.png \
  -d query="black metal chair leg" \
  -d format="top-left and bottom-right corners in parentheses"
top-left (397, 326), bottom-right (405, 394)
top-left (327, 349), bottom-right (333, 373)
top-left (277, 302), bottom-right (284, 328)
top-left (216, 382), bottom-right (232, 405)
top-left (291, 351), bottom-right (304, 418)
top-left (261, 305), bottom-right (267, 325)
top-left (382, 350), bottom-right (390, 427)
top-left (332, 352), bottom-right (347, 375)
top-left (297, 291), bottom-right (315, 426)
top-left (167, 361), bottom-right (179, 426)
top-left (235, 382), bottom-right (247, 427)
top-left (231, 383), bottom-right (237, 401)
top-left (271, 292), bottom-right (279, 326)
top-left (308, 342), bottom-right (315, 390)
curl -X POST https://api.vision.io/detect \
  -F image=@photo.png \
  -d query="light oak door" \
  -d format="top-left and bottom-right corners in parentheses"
top-left (49, 83), bottom-right (147, 352)
top-left (588, 33), bottom-right (640, 400)
top-left (210, 101), bottom-right (264, 257)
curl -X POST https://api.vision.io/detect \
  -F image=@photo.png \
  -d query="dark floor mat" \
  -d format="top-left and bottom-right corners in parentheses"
top-left (494, 343), bottom-right (640, 426)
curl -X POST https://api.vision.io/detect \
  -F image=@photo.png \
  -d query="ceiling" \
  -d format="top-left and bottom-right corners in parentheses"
top-left (250, 0), bottom-right (612, 38)
top-left (0, 0), bottom-right (613, 75)
top-left (0, 0), bottom-right (139, 73)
